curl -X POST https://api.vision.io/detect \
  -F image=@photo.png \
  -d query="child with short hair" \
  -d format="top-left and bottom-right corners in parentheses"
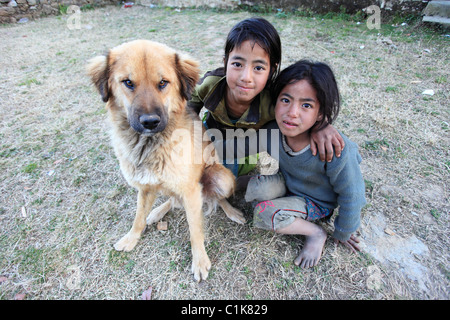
top-left (245, 60), bottom-right (366, 268)
top-left (188, 17), bottom-right (344, 179)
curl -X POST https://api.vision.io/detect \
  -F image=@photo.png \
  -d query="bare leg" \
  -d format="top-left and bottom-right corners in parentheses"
top-left (277, 218), bottom-right (327, 268)
top-left (115, 186), bottom-right (156, 252)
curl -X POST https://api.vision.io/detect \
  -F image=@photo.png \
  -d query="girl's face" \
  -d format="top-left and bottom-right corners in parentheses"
top-left (225, 40), bottom-right (271, 107)
top-left (275, 79), bottom-right (322, 143)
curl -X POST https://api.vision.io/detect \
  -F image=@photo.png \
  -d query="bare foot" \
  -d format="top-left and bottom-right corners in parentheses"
top-left (294, 227), bottom-right (327, 268)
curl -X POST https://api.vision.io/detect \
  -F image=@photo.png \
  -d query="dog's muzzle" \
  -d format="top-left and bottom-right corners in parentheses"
top-left (130, 112), bottom-right (167, 136)
top-left (140, 114), bottom-right (161, 131)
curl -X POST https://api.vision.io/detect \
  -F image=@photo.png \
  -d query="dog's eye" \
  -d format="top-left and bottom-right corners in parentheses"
top-left (159, 80), bottom-right (169, 90)
top-left (122, 79), bottom-right (134, 90)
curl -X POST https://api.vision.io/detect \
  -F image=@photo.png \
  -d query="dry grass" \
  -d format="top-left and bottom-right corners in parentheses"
top-left (0, 6), bottom-right (448, 300)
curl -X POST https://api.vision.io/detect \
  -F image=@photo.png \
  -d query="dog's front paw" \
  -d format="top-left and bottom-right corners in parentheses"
top-left (114, 232), bottom-right (139, 252)
top-left (191, 252), bottom-right (211, 282)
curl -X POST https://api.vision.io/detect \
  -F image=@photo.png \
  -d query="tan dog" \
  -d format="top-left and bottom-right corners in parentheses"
top-left (87, 40), bottom-right (245, 281)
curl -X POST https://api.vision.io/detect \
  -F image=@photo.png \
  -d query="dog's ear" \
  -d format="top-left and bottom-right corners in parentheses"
top-left (175, 53), bottom-right (200, 101)
top-left (86, 54), bottom-right (110, 102)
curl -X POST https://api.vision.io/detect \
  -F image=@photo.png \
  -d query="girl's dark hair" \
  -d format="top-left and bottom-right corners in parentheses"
top-left (271, 60), bottom-right (340, 130)
top-left (224, 17), bottom-right (282, 87)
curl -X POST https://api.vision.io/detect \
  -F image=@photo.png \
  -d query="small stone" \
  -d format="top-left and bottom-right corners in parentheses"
top-left (384, 227), bottom-right (396, 236)
top-left (157, 221), bottom-right (168, 231)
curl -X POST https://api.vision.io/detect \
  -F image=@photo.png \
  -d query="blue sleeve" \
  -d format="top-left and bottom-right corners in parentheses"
top-left (326, 140), bottom-right (366, 241)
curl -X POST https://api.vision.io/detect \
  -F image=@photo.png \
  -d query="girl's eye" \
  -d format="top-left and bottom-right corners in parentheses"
top-left (159, 80), bottom-right (169, 89)
top-left (231, 62), bottom-right (242, 68)
top-left (302, 103), bottom-right (313, 109)
top-left (254, 66), bottom-right (265, 71)
top-left (281, 98), bottom-right (289, 104)
top-left (122, 79), bottom-right (134, 90)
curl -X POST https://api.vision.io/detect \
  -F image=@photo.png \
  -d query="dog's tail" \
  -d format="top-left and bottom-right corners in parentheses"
top-left (200, 163), bottom-right (235, 201)
top-left (201, 164), bottom-right (246, 225)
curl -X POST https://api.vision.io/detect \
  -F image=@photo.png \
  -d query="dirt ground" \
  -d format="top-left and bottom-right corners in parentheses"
top-left (0, 6), bottom-right (448, 300)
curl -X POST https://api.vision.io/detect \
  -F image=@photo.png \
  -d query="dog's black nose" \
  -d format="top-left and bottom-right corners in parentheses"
top-left (139, 114), bottom-right (161, 130)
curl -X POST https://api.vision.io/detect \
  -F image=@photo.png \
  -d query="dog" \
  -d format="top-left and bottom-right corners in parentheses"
top-left (87, 40), bottom-right (245, 282)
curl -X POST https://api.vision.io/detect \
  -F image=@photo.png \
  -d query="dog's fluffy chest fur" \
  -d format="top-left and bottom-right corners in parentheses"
top-left (108, 111), bottom-right (197, 189)
top-left (110, 125), bottom-right (167, 187)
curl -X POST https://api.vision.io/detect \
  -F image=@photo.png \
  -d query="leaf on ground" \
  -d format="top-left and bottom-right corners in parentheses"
top-left (141, 286), bottom-right (153, 300)
top-left (157, 221), bottom-right (168, 231)
top-left (14, 293), bottom-right (26, 300)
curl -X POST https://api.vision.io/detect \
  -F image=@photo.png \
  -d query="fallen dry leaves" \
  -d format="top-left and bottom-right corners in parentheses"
top-left (141, 287), bottom-right (153, 300)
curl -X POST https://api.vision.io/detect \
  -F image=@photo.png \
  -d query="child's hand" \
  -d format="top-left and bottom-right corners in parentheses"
top-left (310, 124), bottom-right (345, 162)
top-left (334, 234), bottom-right (361, 253)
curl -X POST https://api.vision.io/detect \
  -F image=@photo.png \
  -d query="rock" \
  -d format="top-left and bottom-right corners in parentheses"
top-left (422, 89), bottom-right (435, 96)
top-left (157, 221), bottom-right (168, 231)
top-left (360, 211), bottom-right (431, 292)
top-left (0, 7), bottom-right (15, 16)
top-left (42, 4), bottom-right (55, 14)
top-left (421, 184), bottom-right (445, 203)
top-left (8, 0), bottom-right (17, 7)
top-left (378, 185), bottom-right (401, 198)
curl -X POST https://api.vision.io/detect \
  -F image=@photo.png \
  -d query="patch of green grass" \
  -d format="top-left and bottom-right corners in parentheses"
top-left (59, 4), bottom-right (69, 14)
top-left (364, 179), bottom-right (374, 195)
top-left (435, 76), bottom-right (447, 84)
top-left (16, 246), bottom-right (54, 283)
top-left (18, 78), bottom-right (42, 86)
top-left (363, 138), bottom-right (390, 151)
top-left (421, 165), bottom-right (435, 177)
top-left (0, 146), bottom-right (18, 158)
top-left (430, 209), bottom-right (441, 219)
top-left (72, 175), bottom-right (85, 187)
top-left (385, 86), bottom-right (398, 93)
top-left (356, 128), bottom-right (366, 134)
top-left (124, 259), bottom-right (136, 273)
top-left (22, 163), bottom-right (38, 174)
top-left (107, 249), bottom-right (131, 268)
top-left (80, 4), bottom-right (95, 11)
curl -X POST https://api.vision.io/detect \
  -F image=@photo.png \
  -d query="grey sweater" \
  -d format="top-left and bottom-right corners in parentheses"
top-left (274, 126), bottom-right (366, 241)
top-left (216, 121), bottom-right (366, 241)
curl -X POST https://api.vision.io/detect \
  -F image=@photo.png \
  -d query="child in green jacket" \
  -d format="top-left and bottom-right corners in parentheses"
top-left (188, 17), bottom-right (344, 180)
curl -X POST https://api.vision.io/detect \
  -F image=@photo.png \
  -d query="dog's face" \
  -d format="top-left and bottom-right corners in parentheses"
top-left (87, 40), bottom-right (199, 136)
